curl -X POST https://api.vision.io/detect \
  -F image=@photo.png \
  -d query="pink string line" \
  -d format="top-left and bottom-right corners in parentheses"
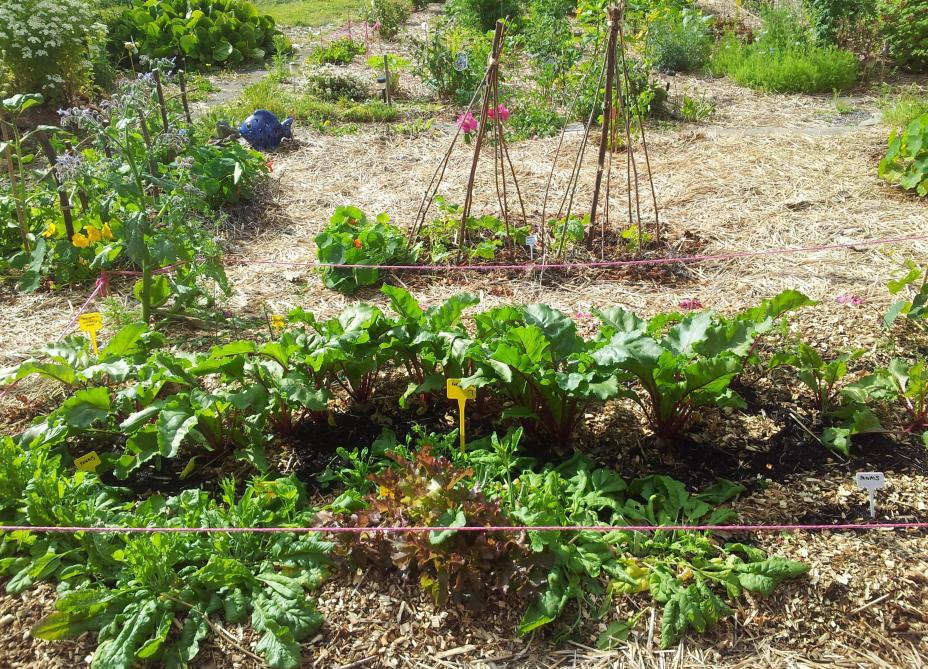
top-left (2, 522), bottom-right (927, 535)
top-left (227, 232), bottom-right (928, 272)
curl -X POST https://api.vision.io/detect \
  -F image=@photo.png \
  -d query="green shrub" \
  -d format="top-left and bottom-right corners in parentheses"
top-left (879, 114), bottom-right (928, 196)
top-left (804, 0), bottom-right (877, 45)
top-left (447, 0), bottom-right (525, 31)
top-left (506, 93), bottom-right (565, 140)
top-left (310, 37), bottom-right (366, 65)
top-left (879, 0), bottom-right (928, 72)
top-left (710, 33), bottom-right (858, 94)
top-left (0, 0), bottom-right (106, 102)
top-left (111, 0), bottom-right (278, 70)
top-left (646, 8), bottom-right (714, 73)
top-left (366, 0), bottom-right (413, 39)
top-left (305, 67), bottom-right (371, 102)
top-left (410, 20), bottom-right (493, 103)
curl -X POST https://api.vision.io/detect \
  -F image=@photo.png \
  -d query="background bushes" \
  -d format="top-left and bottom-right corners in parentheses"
top-left (110, 0), bottom-right (279, 70)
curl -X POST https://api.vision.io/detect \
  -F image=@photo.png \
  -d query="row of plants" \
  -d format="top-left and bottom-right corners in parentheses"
top-left (1, 65), bottom-right (270, 317)
top-left (0, 414), bottom-right (809, 668)
top-left (4, 282), bottom-right (924, 489)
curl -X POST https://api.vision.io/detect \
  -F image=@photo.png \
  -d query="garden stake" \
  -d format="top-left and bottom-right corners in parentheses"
top-left (588, 7), bottom-right (621, 250)
top-left (459, 21), bottom-right (506, 258)
top-left (64, 141), bottom-right (91, 214)
top-left (617, 18), bottom-right (660, 244)
top-left (0, 110), bottom-right (30, 253)
top-left (35, 131), bottom-right (76, 239)
top-left (136, 111), bottom-right (160, 181)
top-left (178, 70), bottom-right (193, 125)
top-left (446, 379), bottom-right (476, 454)
top-left (383, 56), bottom-right (392, 106)
top-left (153, 69), bottom-right (171, 134)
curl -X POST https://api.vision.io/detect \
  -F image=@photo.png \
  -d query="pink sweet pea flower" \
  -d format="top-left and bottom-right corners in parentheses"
top-left (835, 294), bottom-right (864, 307)
top-left (497, 104), bottom-right (510, 122)
top-left (457, 111), bottom-right (478, 134)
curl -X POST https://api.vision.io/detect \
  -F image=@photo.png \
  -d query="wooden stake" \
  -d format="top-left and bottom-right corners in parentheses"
top-left (458, 21), bottom-right (505, 257)
top-left (383, 56), bottom-right (392, 106)
top-left (178, 70), bottom-right (193, 125)
top-left (153, 69), bottom-right (170, 133)
top-left (587, 6), bottom-right (621, 249)
top-left (35, 131), bottom-right (76, 239)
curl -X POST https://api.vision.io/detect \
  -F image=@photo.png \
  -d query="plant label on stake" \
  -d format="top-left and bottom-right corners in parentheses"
top-left (270, 314), bottom-right (286, 335)
top-left (78, 312), bottom-right (103, 353)
top-left (526, 234), bottom-right (537, 261)
top-left (75, 451), bottom-right (102, 473)
top-left (855, 472), bottom-right (885, 518)
top-left (446, 378), bottom-right (476, 454)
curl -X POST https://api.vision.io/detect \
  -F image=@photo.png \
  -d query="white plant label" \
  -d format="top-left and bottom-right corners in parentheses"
top-left (525, 235), bottom-right (537, 260)
top-left (855, 472), bottom-right (885, 518)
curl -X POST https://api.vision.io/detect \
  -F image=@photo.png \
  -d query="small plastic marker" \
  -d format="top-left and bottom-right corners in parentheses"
top-left (446, 378), bottom-right (476, 454)
top-left (75, 451), bottom-right (101, 473)
top-left (78, 312), bottom-right (103, 353)
top-left (270, 314), bottom-right (286, 333)
top-left (526, 234), bottom-right (538, 261)
top-left (855, 472), bottom-right (885, 519)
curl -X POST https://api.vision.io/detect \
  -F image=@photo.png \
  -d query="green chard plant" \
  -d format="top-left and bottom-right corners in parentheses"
top-left (885, 260), bottom-right (928, 328)
top-left (879, 114), bottom-right (928, 197)
top-left (462, 303), bottom-right (619, 444)
top-left (593, 290), bottom-right (814, 441)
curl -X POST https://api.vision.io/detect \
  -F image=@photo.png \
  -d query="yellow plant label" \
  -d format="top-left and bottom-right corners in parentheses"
top-left (75, 451), bottom-right (102, 473)
top-left (270, 314), bottom-right (286, 332)
top-left (446, 379), bottom-right (475, 454)
top-left (78, 312), bottom-right (103, 353)
top-left (446, 378), bottom-right (476, 402)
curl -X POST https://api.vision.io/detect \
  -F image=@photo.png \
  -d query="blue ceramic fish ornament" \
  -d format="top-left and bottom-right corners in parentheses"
top-left (238, 110), bottom-right (294, 151)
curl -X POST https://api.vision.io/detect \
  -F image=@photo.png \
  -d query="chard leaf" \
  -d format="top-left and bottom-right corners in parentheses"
top-left (156, 410), bottom-right (199, 458)
top-left (100, 323), bottom-right (148, 358)
top-left (60, 387), bottom-right (112, 428)
top-left (524, 304), bottom-right (582, 356)
top-left (666, 311), bottom-right (713, 356)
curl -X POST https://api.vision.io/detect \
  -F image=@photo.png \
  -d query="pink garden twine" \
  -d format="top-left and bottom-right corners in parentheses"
top-left (1, 522), bottom-right (927, 535)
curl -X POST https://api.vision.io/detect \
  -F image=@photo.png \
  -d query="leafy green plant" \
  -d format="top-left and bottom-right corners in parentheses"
top-left (366, 0), bottom-right (413, 39)
top-left (112, 0), bottom-right (279, 70)
top-left (447, 0), bottom-right (524, 31)
top-left (0, 437), bottom-right (331, 669)
top-left (507, 454), bottom-right (807, 646)
top-left (340, 447), bottom-right (529, 608)
top-left (367, 54), bottom-right (411, 93)
top-left (879, 84), bottom-right (928, 128)
top-left (462, 304), bottom-right (619, 443)
top-left (305, 67), bottom-right (370, 102)
top-left (310, 38), bottom-right (366, 65)
top-left (646, 8), bottom-right (714, 74)
top-left (879, 115), bottom-right (928, 197)
top-left (868, 359), bottom-right (927, 444)
top-left (314, 205), bottom-right (418, 293)
top-left (769, 343), bottom-right (883, 454)
top-left (410, 20), bottom-right (493, 103)
top-left (879, 0), bottom-right (928, 72)
top-left (189, 141), bottom-right (270, 206)
top-left (593, 291), bottom-right (814, 440)
top-left (506, 93), bottom-right (565, 141)
top-left (380, 284), bottom-right (480, 406)
top-left (710, 9), bottom-right (858, 94)
top-left (420, 197), bottom-right (529, 263)
top-left (885, 260), bottom-right (927, 328)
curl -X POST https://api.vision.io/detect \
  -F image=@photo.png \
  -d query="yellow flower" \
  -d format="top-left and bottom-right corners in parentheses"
top-left (72, 233), bottom-right (90, 248)
top-left (41, 222), bottom-right (57, 238)
top-left (102, 223), bottom-right (114, 240)
top-left (85, 226), bottom-right (102, 244)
